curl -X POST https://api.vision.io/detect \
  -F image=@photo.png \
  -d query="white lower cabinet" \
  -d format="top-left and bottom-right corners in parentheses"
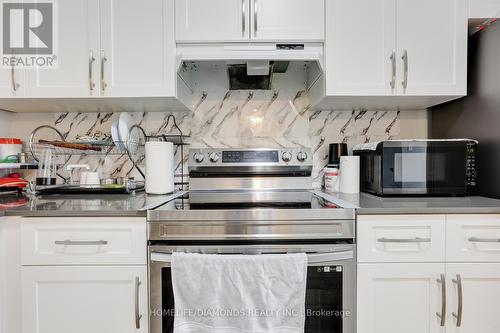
top-left (358, 214), bottom-right (500, 333)
top-left (357, 263), bottom-right (444, 333)
top-left (22, 265), bottom-right (148, 333)
top-left (446, 264), bottom-right (500, 333)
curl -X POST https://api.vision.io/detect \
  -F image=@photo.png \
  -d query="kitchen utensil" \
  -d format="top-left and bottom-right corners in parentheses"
top-left (101, 178), bottom-right (117, 186)
top-left (36, 148), bottom-right (57, 186)
top-left (17, 152), bottom-right (30, 164)
top-left (80, 172), bottom-right (100, 188)
top-left (324, 166), bottom-right (340, 193)
top-left (118, 112), bottom-right (134, 149)
top-left (328, 143), bottom-right (348, 166)
top-left (66, 164), bottom-right (90, 185)
top-left (339, 156), bottom-right (360, 194)
top-left (0, 177), bottom-right (28, 189)
top-left (145, 141), bottom-right (174, 194)
top-left (111, 121), bottom-right (125, 150)
top-left (0, 138), bottom-right (22, 163)
top-left (38, 140), bottom-right (102, 152)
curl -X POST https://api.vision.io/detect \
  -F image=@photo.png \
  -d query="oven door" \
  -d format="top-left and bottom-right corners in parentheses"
top-left (149, 244), bottom-right (356, 333)
top-left (381, 141), bottom-right (469, 195)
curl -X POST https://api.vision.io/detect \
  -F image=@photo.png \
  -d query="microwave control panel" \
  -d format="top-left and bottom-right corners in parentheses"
top-left (466, 142), bottom-right (477, 189)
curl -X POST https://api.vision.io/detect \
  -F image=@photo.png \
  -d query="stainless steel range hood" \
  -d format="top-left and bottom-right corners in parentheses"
top-left (176, 43), bottom-right (324, 92)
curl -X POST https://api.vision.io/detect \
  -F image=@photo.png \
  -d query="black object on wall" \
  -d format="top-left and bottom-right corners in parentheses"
top-left (432, 22), bottom-right (500, 199)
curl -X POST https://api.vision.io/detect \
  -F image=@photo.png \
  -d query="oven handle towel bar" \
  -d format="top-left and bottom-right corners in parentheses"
top-left (150, 250), bottom-right (354, 264)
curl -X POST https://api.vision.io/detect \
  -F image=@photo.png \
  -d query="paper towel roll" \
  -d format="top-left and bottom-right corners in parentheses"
top-left (145, 142), bottom-right (174, 195)
top-left (339, 156), bottom-right (360, 194)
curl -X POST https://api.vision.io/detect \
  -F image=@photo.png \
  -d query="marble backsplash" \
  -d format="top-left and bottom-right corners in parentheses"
top-left (16, 89), bottom-right (401, 189)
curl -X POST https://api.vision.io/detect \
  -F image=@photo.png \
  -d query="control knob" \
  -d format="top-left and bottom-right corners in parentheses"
top-left (282, 151), bottom-right (292, 162)
top-left (193, 152), bottom-right (204, 163)
top-left (209, 152), bottom-right (220, 163)
top-left (297, 151), bottom-right (308, 162)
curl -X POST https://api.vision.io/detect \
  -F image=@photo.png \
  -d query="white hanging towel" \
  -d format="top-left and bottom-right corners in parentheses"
top-left (171, 252), bottom-right (308, 333)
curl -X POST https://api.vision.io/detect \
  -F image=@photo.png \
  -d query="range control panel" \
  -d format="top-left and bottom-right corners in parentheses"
top-left (189, 148), bottom-right (312, 167)
top-left (222, 150), bottom-right (279, 163)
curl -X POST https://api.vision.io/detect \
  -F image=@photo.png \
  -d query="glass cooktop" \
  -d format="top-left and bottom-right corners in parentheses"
top-left (158, 190), bottom-right (341, 211)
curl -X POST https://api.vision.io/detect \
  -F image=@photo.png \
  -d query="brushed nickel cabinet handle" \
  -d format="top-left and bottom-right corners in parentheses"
top-left (452, 274), bottom-right (463, 327)
top-left (254, 0), bottom-right (258, 36)
top-left (436, 274), bottom-right (446, 327)
top-left (11, 66), bottom-right (20, 92)
top-left (54, 240), bottom-right (108, 246)
top-left (89, 50), bottom-right (96, 92)
top-left (135, 277), bottom-right (142, 329)
top-left (401, 49), bottom-right (408, 91)
top-left (377, 237), bottom-right (431, 243)
top-left (100, 50), bottom-right (108, 92)
top-left (242, 0), bottom-right (246, 37)
top-left (468, 236), bottom-right (500, 243)
top-left (390, 50), bottom-right (396, 92)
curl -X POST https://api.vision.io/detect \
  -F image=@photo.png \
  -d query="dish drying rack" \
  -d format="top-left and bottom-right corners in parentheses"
top-left (28, 116), bottom-right (189, 190)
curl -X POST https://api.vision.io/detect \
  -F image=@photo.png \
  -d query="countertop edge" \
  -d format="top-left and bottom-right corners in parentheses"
top-left (2, 211), bottom-right (147, 218)
top-left (357, 207), bottom-right (500, 215)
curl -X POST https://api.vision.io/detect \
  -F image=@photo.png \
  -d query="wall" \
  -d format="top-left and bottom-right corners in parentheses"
top-left (432, 22), bottom-right (500, 198)
top-left (2, 90), bottom-right (429, 188)
top-left (0, 111), bottom-right (11, 136)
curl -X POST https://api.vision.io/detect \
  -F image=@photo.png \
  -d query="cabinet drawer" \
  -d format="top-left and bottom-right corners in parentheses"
top-left (446, 215), bottom-right (500, 262)
top-left (21, 217), bottom-right (146, 265)
top-left (357, 215), bottom-right (446, 262)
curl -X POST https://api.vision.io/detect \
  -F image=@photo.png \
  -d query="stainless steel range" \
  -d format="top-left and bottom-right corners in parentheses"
top-left (147, 148), bottom-right (356, 333)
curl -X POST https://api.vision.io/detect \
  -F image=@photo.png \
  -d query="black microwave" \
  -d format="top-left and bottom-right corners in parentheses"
top-left (353, 140), bottom-right (478, 196)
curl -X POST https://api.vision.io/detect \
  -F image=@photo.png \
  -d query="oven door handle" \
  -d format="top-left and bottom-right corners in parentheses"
top-left (150, 250), bottom-right (354, 264)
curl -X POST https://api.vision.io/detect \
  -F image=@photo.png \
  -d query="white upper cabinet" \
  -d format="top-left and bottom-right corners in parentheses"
top-left (326, 0), bottom-right (396, 96)
top-left (250, 0), bottom-right (325, 41)
top-left (100, 0), bottom-right (175, 96)
top-left (175, 0), bottom-right (324, 42)
top-left (396, 0), bottom-right (467, 96)
top-left (324, 0), bottom-right (467, 103)
top-left (19, 0), bottom-right (177, 100)
top-left (175, 0), bottom-right (249, 42)
top-left (24, 0), bottom-right (100, 97)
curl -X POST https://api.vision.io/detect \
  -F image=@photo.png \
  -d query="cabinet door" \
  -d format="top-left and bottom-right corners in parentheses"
top-left (100, 0), bottom-right (175, 97)
top-left (446, 264), bottom-right (500, 333)
top-left (357, 263), bottom-right (445, 333)
top-left (326, 0), bottom-right (396, 96)
top-left (175, 0), bottom-right (249, 42)
top-left (446, 214), bottom-right (500, 262)
top-left (357, 215), bottom-right (446, 263)
top-left (250, 0), bottom-right (324, 41)
top-left (396, 0), bottom-right (467, 96)
top-left (22, 266), bottom-right (148, 333)
top-left (24, 0), bottom-right (100, 97)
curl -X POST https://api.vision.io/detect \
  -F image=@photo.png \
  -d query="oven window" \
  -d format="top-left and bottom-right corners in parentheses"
top-left (161, 266), bottom-right (344, 332)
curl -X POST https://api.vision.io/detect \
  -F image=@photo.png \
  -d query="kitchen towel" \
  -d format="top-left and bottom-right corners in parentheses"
top-left (171, 253), bottom-right (308, 333)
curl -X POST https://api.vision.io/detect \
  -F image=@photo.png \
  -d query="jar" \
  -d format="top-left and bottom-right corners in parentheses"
top-left (0, 138), bottom-right (22, 163)
top-left (324, 165), bottom-right (340, 193)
